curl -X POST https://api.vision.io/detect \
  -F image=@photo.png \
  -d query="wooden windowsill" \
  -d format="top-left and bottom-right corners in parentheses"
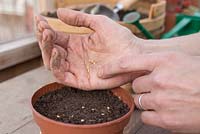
top-left (0, 36), bottom-right (41, 70)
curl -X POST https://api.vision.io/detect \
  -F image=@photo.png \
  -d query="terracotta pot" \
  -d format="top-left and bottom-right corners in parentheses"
top-left (31, 82), bottom-right (134, 134)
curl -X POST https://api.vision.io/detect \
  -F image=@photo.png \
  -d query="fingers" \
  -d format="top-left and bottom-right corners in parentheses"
top-left (57, 8), bottom-right (97, 30)
top-left (39, 29), bottom-right (54, 69)
top-left (35, 15), bottom-right (49, 40)
top-left (35, 16), bottom-right (56, 69)
top-left (133, 93), bottom-right (155, 110)
top-left (35, 15), bottom-right (47, 26)
top-left (50, 47), bottom-right (78, 87)
top-left (36, 15), bottom-right (73, 50)
top-left (98, 53), bottom-right (164, 79)
top-left (132, 74), bottom-right (154, 93)
top-left (50, 47), bottom-right (78, 88)
top-left (141, 111), bottom-right (163, 128)
top-left (35, 15), bottom-right (46, 34)
top-left (50, 46), bottom-right (68, 71)
top-left (97, 73), bottom-right (134, 89)
top-left (36, 18), bottom-right (54, 42)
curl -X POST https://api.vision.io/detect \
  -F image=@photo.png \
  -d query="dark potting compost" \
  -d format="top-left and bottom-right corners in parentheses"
top-left (33, 87), bottom-right (130, 125)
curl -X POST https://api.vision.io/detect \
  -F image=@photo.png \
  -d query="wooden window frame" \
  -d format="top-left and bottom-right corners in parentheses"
top-left (0, 36), bottom-right (41, 70)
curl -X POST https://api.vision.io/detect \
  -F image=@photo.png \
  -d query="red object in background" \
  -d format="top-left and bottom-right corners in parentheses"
top-left (183, 0), bottom-right (192, 7)
top-left (167, 0), bottom-right (192, 12)
top-left (191, 0), bottom-right (199, 7)
top-left (164, 0), bottom-right (197, 33)
top-left (175, 6), bottom-right (182, 12)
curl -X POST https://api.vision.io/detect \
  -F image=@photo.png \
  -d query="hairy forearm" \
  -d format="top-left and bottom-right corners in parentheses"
top-left (140, 33), bottom-right (200, 55)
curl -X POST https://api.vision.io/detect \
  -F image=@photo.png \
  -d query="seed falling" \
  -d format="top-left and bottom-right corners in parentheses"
top-left (107, 106), bottom-right (110, 110)
top-left (86, 64), bottom-right (90, 79)
top-left (101, 113), bottom-right (105, 116)
top-left (81, 119), bottom-right (85, 122)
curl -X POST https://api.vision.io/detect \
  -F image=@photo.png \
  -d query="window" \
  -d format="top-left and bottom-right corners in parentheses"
top-left (0, 0), bottom-right (34, 44)
top-left (0, 0), bottom-right (42, 70)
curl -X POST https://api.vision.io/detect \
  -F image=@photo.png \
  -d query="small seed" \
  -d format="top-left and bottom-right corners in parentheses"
top-left (107, 106), bottom-right (110, 110)
top-left (101, 113), bottom-right (105, 116)
top-left (56, 115), bottom-right (61, 118)
top-left (81, 119), bottom-right (85, 122)
top-left (89, 60), bottom-right (96, 65)
top-left (91, 108), bottom-right (95, 111)
top-left (81, 106), bottom-right (85, 109)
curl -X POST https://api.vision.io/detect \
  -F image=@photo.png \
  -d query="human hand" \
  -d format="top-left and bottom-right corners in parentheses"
top-left (35, 8), bottom-right (142, 90)
top-left (98, 52), bottom-right (200, 133)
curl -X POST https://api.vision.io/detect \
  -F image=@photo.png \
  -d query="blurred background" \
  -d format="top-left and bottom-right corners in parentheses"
top-left (0, 0), bottom-right (34, 43)
top-left (0, 0), bottom-right (199, 44)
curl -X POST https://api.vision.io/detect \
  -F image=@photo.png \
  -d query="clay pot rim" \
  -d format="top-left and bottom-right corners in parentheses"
top-left (31, 82), bottom-right (134, 128)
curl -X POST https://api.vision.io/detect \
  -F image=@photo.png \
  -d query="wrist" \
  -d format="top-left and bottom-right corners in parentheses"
top-left (128, 36), bottom-right (145, 54)
top-left (137, 38), bottom-right (180, 54)
top-left (130, 37), bottom-right (157, 54)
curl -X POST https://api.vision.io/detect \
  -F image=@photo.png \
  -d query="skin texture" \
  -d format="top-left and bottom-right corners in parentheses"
top-left (140, 33), bottom-right (200, 56)
top-left (36, 8), bottom-right (200, 133)
top-left (35, 8), bottom-right (143, 90)
top-left (99, 52), bottom-right (200, 134)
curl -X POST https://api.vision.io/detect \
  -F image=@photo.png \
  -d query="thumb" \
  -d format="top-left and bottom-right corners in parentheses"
top-left (57, 8), bottom-right (97, 30)
top-left (98, 53), bottom-right (164, 79)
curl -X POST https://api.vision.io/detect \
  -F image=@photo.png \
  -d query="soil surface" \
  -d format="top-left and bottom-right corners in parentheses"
top-left (33, 87), bottom-right (130, 125)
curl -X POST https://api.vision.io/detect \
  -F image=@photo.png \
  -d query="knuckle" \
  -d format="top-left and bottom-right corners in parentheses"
top-left (94, 15), bottom-right (110, 25)
top-left (74, 14), bottom-right (84, 26)
top-left (119, 55), bottom-right (132, 69)
top-left (153, 75), bottom-right (163, 88)
top-left (152, 74), bottom-right (167, 88)
top-left (40, 21), bottom-right (48, 28)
